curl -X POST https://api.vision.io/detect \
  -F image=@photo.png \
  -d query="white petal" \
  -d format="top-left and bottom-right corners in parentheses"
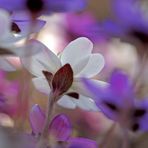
top-left (32, 77), bottom-right (50, 95)
top-left (76, 53), bottom-right (105, 78)
top-left (21, 40), bottom-right (61, 76)
top-left (0, 34), bottom-right (24, 44)
top-left (72, 56), bottom-right (89, 75)
top-left (61, 37), bottom-right (93, 72)
top-left (0, 9), bottom-right (11, 41)
top-left (72, 78), bottom-right (108, 98)
top-left (0, 58), bottom-right (16, 71)
top-left (73, 95), bottom-right (99, 111)
top-left (57, 95), bottom-right (76, 109)
top-left (12, 40), bottom-right (43, 57)
top-left (57, 94), bottom-right (99, 111)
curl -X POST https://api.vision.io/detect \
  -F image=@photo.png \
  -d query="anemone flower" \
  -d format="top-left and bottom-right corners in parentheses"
top-left (0, 9), bottom-right (45, 48)
top-left (101, 0), bottom-right (148, 45)
top-left (22, 37), bottom-right (106, 111)
top-left (0, 8), bottom-right (45, 55)
top-left (83, 70), bottom-right (148, 132)
top-left (0, 0), bottom-right (87, 16)
top-left (0, 9), bottom-right (46, 71)
top-left (30, 104), bottom-right (97, 148)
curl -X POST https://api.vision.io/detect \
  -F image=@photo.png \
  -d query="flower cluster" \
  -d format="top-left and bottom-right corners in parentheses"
top-left (0, 0), bottom-right (148, 148)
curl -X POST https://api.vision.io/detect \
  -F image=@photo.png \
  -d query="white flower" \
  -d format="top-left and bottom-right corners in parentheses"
top-left (22, 37), bottom-right (106, 111)
top-left (0, 9), bottom-right (45, 48)
top-left (0, 9), bottom-right (45, 71)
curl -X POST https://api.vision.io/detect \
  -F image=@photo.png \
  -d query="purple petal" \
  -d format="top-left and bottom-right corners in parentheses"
top-left (110, 70), bottom-right (132, 94)
top-left (113, 0), bottom-right (145, 28)
top-left (49, 114), bottom-right (71, 141)
top-left (82, 71), bottom-right (135, 121)
top-left (82, 77), bottom-right (106, 101)
top-left (82, 79), bottom-right (118, 120)
top-left (103, 71), bottom-right (134, 120)
top-left (66, 13), bottom-right (101, 41)
top-left (29, 104), bottom-right (45, 135)
top-left (0, 0), bottom-right (25, 11)
top-left (109, 70), bottom-right (134, 101)
top-left (0, 0), bottom-right (86, 13)
top-left (68, 138), bottom-right (97, 148)
top-left (101, 20), bottom-right (127, 37)
top-left (46, 0), bottom-right (87, 12)
top-left (11, 11), bottom-right (31, 21)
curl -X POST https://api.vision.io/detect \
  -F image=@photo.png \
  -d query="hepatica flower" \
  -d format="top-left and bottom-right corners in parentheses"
top-left (83, 70), bottom-right (148, 132)
top-left (22, 37), bottom-right (105, 111)
top-left (30, 104), bottom-right (97, 148)
top-left (0, 8), bottom-right (45, 51)
top-left (0, 9), bottom-right (46, 71)
top-left (0, 8), bottom-right (45, 55)
top-left (0, 0), bottom-right (87, 16)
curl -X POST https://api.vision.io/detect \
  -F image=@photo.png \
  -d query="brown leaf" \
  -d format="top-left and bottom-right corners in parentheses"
top-left (11, 22), bottom-right (21, 33)
top-left (42, 71), bottom-right (53, 87)
top-left (52, 64), bottom-right (73, 96)
top-left (67, 92), bottom-right (79, 99)
top-left (0, 48), bottom-right (14, 55)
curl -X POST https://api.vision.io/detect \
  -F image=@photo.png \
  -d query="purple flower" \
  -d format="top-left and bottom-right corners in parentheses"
top-left (101, 0), bottom-right (148, 44)
top-left (30, 104), bottom-right (97, 148)
top-left (83, 70), bottom-right (148, 132)
top-left (0, 0), bottom-right (87, 15)
top-left (66, 12), bottom-right (102, 42)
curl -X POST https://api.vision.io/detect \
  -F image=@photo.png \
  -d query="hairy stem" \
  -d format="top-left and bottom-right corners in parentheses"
top-left (37, 91), bottom-right (59, 148)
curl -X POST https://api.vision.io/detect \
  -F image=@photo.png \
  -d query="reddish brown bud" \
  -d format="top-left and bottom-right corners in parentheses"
top-left (42, 71), bottom-right (53, 87)
top-left (52, 64), bottom-right (73, 96)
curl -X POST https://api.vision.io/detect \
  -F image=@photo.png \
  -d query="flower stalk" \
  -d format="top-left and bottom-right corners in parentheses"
top-left (41, 91), bottom-right (59, 138)
top-left (37, 90), bottom-right (60, 148)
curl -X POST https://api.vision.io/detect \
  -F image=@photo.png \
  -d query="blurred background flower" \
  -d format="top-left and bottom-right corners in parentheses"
top-left (0, 0), bottom-right (148, 147)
